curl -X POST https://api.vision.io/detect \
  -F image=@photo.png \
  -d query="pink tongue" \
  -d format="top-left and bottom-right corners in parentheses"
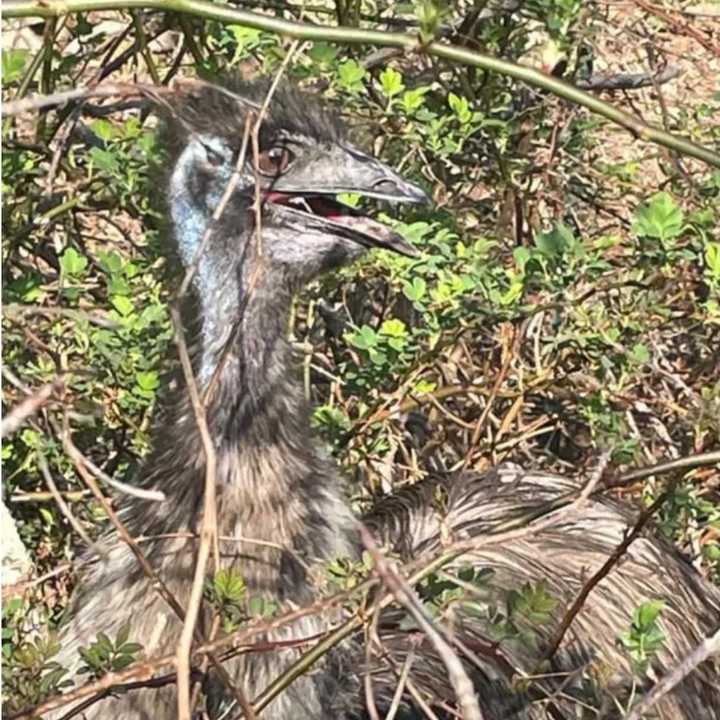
top-left (307, 196), bottom-right (343, 218)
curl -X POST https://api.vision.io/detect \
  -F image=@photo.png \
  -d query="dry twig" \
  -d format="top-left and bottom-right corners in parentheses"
top-left (1, 377), bottom-right (64, 438)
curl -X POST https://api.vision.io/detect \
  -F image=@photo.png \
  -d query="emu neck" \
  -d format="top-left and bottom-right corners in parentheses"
top-left (169, 168), bottom-right (357, 599)
top-left (193, 264), bottom-right (357, 599)
top-left (229, 278), bottom-right (355, 596)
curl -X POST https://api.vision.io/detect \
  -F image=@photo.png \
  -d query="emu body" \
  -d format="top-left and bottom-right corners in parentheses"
top-left (50, 81), bottom-right (720, 720)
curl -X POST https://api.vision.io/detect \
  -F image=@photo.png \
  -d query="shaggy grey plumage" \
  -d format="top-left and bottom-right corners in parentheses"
top-left (49, 80), bottom-right (720, 720)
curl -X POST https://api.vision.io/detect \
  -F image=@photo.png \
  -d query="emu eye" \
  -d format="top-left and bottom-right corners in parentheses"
top-left (200, 141), bottom-right (224, 168)
top-left (257, 146), bottom-right (294, 176)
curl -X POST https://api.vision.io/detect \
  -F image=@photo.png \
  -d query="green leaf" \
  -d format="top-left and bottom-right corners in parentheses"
top-left (534, 223), bottom-right (576, 259)
top-left (60, 248), bottom-right (88, 277)
top-left (448, 93), bottom-right (472, 124)
top-left (89, 147), bottom-right (120, 175)
top-left (111, 296), bottom-right (134, 317)
top-left (415, 0), bottom-right (450, 42)
top-left (403, 277), bottom-right (427, 303)
top-left (95, 633), bottom-right (113, 656)
top-left (336, 192), bottom-right (361, 208)
top-left (379, 67), bottom-right (405, 98)
top-left (99, 251), bottom-right (124, 275)
top-left (228, 25), bottom-right (262, 51)
top-left (2, 50), bottom-right (29, 85)
top-left (633, 192), bottom-right (684, 244)
top-left (380, 318), bottom-right (407, 338)
top-left (629, 343), bottom-right (650, 365)
top-left (309, 42), bottom-right (338, 65)
top-left (401, 86), bottom-right (430, 114)
top-left (135, 371), bottom-right (159, 392)
top-left (634, 599), bottom-right (665, 631)
top-left (111, 654), bottom-right (135, 670)
top-left (247, 596), bottom-right (278, 618)
top-left (705, 242), bottom-right (720, 280)
top-left (108, 275), bottom-right (131, 296)
top-left (337, 60), bottom-right (366, 92)
top-left (115, 623), bottom-right (131, 648)
top-left (91, 119), bottom-right (118, 142)
top-left (213, 568), bottom-right (246, 604)
top-left (509, 581), bottom-right (558, 624)
top-left (348, 325), bottom-right (379, 350)
top-left (513, 246), bottom-right (531, 273)
top-left (116, 642), bottom-right (143, 655)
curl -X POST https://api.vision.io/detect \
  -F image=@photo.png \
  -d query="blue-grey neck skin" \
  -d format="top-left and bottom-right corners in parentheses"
top-left (169, 135), bottom-right (243, 388)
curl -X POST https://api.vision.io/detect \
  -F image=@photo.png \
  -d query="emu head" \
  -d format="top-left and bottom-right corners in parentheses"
top-left (166, 79), bottom-right (427, 290)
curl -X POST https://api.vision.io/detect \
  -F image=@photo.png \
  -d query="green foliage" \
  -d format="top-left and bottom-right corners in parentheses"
top-left (1, 631), bottom-right (69, 713)
top-left (1, 49), bottom-right (29, 85)
top-left (419, 564), bottom-right (495, 618)
top-left (205, 568), bottom-right (278, 632)
top-left (416, 569), bottom-right (559, 650)
top-left (205, 568), bottom-right (247, 632)
top-left (336, 60), bottom-right (366, 94)
top-left (77, 624), bottom-right (143, 679)
top-left (618, 600), bottom-right (667, 673)
top-left (414, 1), bottom-right (451, 43)
top-left (632, 192), bottom-right (685, 249)
top-left (326, 553), bottom-right (373, 591)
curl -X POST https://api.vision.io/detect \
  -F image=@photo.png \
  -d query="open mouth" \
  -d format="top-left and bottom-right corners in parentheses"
top-left (265, 191), bottom-right (419, 257)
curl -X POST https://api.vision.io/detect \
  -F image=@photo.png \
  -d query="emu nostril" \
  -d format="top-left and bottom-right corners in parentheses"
top-left (372, 176), bottom-right (430, 204)
top-left (372, 178), bottom-right (401, 193)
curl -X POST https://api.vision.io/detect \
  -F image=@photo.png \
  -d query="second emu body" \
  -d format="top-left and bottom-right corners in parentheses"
top-left (51, 81), bottom-right (720, 719)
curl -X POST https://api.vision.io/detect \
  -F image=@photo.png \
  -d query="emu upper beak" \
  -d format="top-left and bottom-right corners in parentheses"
top-left (266, 146), bottom-right (429, 257)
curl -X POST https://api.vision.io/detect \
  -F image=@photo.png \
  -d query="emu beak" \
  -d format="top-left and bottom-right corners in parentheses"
top-left (266, 146), bottom-right (429, 258)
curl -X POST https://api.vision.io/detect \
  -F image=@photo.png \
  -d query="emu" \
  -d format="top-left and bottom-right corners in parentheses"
top-left (49, 80), bottom-right (719, 720)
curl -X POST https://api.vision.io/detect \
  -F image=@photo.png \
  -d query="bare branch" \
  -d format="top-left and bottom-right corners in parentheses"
top-left (2, 81), bottom-right (166, 116)
top-left (612, 451), bottom-right (720, 487)
top-left (543, 472), bottom-right (674, 663)
top-left (2, 1), bottom-right (719, 167)
top-left (576, 66), bottom-right (681, 91)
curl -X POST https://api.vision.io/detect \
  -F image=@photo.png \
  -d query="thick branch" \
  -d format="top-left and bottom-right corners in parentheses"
top-left (3, 0), bottom-right (719, 168)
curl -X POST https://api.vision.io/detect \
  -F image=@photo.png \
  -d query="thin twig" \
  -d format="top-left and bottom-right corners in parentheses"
top-left (2, 81), bottom-right (168, 115)
top-left (55, 413), bottom-right (189, 621)
top-left (3, 303), bottom-right (121, 329)
top-left (612, 451), bottom-right (720, 487)
top-left (542, 473), bottom-right (674, 663)
top-left (171, 300), bottom-right (219, 720)
top-left (1, 377), bottom-right (64, 438)
top-left (36, 450), bottom-right (100, 554)
top-left (80, 454), bottom-right (166, 502)
top-left (384, 648), bottom-right (416, 720)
